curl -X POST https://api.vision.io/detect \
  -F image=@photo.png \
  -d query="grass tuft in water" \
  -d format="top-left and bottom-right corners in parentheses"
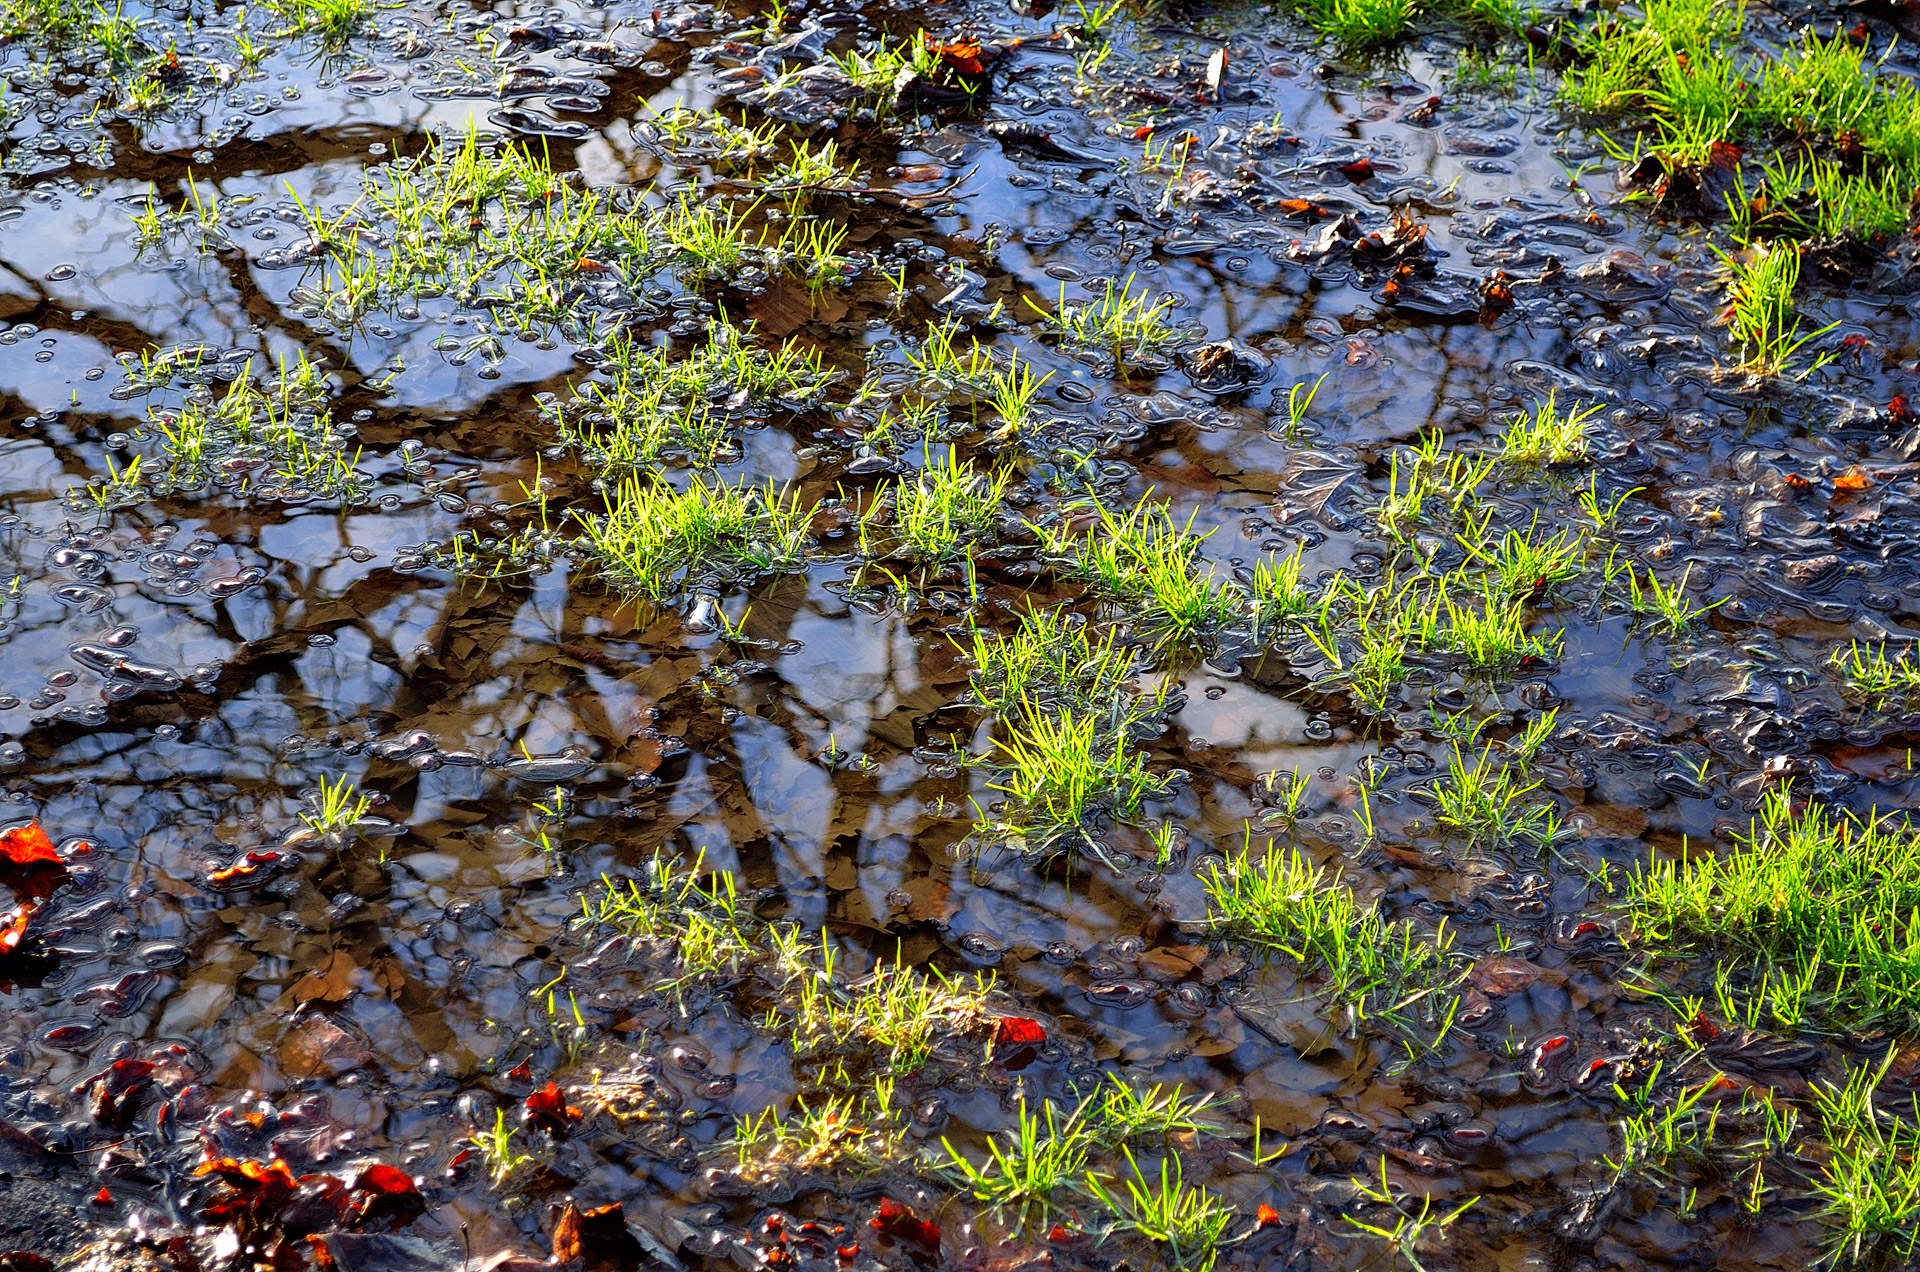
top-left (1087, 1150), bottom-right (1235, 1272)
top-left (580, 475), bottom-right (816, 601)
top-left (1831, 641), bottom-right (1920, 711)
top-left (943, 1099), bottom-right (1094, 1228)
top-left (859, 450), bottom-right (1011, 565)
top-left (1201, 836), bottom-right (1459, 1028)
top-left (1622, 787), bottom-right (1920, 1035)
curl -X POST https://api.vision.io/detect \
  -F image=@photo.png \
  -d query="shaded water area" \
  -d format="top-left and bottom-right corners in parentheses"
top-left (4, 0), bottom-right (1920, 1268)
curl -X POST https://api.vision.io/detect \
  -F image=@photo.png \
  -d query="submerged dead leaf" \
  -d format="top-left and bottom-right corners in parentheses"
top-left (291, 953), bottom-right (361, 1006)
top-left (1468, 956), bottom-right (1547, 997)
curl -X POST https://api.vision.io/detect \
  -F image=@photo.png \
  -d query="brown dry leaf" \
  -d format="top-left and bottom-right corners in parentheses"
top-left (551, 1202), bottom-right (643, 1270)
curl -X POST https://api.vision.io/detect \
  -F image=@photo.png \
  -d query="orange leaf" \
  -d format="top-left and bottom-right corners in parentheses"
top-left (1256, 1203), bottom-right (1282, 1229)
top-left (0, 823), bottom-right (59, 868)
top-left (1834, 467), bottom-right (1874, 492)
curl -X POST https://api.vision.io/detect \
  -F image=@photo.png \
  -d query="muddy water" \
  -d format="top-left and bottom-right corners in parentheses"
top-left (2, 0), bottom-right (1920, 1270)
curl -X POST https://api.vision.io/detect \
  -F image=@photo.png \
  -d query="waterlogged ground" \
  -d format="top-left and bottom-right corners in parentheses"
top-left (5, 0), bottom-right (1920, 1270)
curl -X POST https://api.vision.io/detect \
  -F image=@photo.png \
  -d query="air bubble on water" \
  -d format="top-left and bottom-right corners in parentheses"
top-left (46, 264), bottom-right (76, 281)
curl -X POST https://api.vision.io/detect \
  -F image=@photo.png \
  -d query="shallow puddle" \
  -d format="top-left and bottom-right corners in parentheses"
top-left (2, 0), bottom-right (1920, 1269)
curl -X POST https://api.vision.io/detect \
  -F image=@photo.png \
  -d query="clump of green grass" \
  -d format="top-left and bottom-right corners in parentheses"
top-left (988, 709), bottom-right (1171, 839)
top-left (944, 1100), bottom-right (1094, 1228)
top-left (1718, 245), bottom-right (1837, 378)
top-left (263, 0), bottom-right (374, 42)
top-left (1085, 1077), bottom-right (1226, 1147)
top-left (1297, 0), bottom-right (1415, 46)
top-left (1564, 0), bottom-right (1920, 242)
top-left (1087, 1150), bottom-right (1235, 1272)
top-left (1370, 430), bottom-right (1498, 542)
top-left (1033, 495), bottom-right (1235, 648)
top-left (1815, 1054), bottom-right (1920, 1266)
top-left (1498, 392), bottom-right (1600, 467)
top-left (580, 475), bottom-right (815, 600)
top-left (962, 608), bottom-right (1175, 857)
top-left (859, 450), bottom-right (1010, 564)
top-left (1622, 788), bottom-right (1920, 1035)
top-left (1342, 1160), bottom-right (1478, 1270)
top-left (963, 608), bottom-right (1153, 720)
top-left (1029, 274), bottom-right (1186, 372)
top-left (773, 930), bottom-right (995, 1072)
top-left (1831, 641), bottom-right (1920, 711)
top-left (638, 106), bottom-right (783, 164)
top-left (1427, 745), bottom-right (1560, 849)
top-left (301, 774), bottom-right (371, 834)
top-left (471, 1109), bottom-right (537, 1186)
top-left (1623, 560), bottom-right (1725, 633)
top-left (89, 348), bottom-right (366, 507)
top-left (587, 852), bottom-right (758, 979)
top-left (552, 318), bottom-right (838, 472)
top-left (728, 1077), bottom-right (908, 1183)
top-left (1200, 836), bottom-right (1459, 1028)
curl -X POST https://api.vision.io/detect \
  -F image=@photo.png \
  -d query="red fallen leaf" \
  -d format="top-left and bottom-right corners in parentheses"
top-left (506, 1057), bottom-right (533, 1082)
top-left (552, 1202), bottom-right (644, 1269)
top-left (524, 1081), bottom-right (581, 1133)
top-left (0, 824), bottom-right (59, 869)
top-left (0, 1253), bottom-right (56, 1272)
top-left (348, 1163), bottom-right (424, 1227)
top-left (0, 902), bottom-right (35, 956)
top-left (1848, 20), bottom-right (1871, 41)
top-left (1131, 124), bottom-right (1155, 139)
top-left (1255, 1203), bottom-right (1282, 1229)
top-left (1572, 1057), bottom-right (1614, 1090)
top-left (1783, 472), bottom-right (1813, 493)
top-left (994, 1017), bottom-right (1046, 1046)
top-left (1708, 139), bottom-right (1742, 172)
top-left (1337, 157), bottom-right (1375, 182)
top-left (869, 1199), bottom-right (939, 1250)
top-left (836, 1247), bottom-right (858, 1262)
top-left (1686, 1010), bottom-right (1721, 1046)
top-left (1893, 393), bottom-right (1918, 424)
